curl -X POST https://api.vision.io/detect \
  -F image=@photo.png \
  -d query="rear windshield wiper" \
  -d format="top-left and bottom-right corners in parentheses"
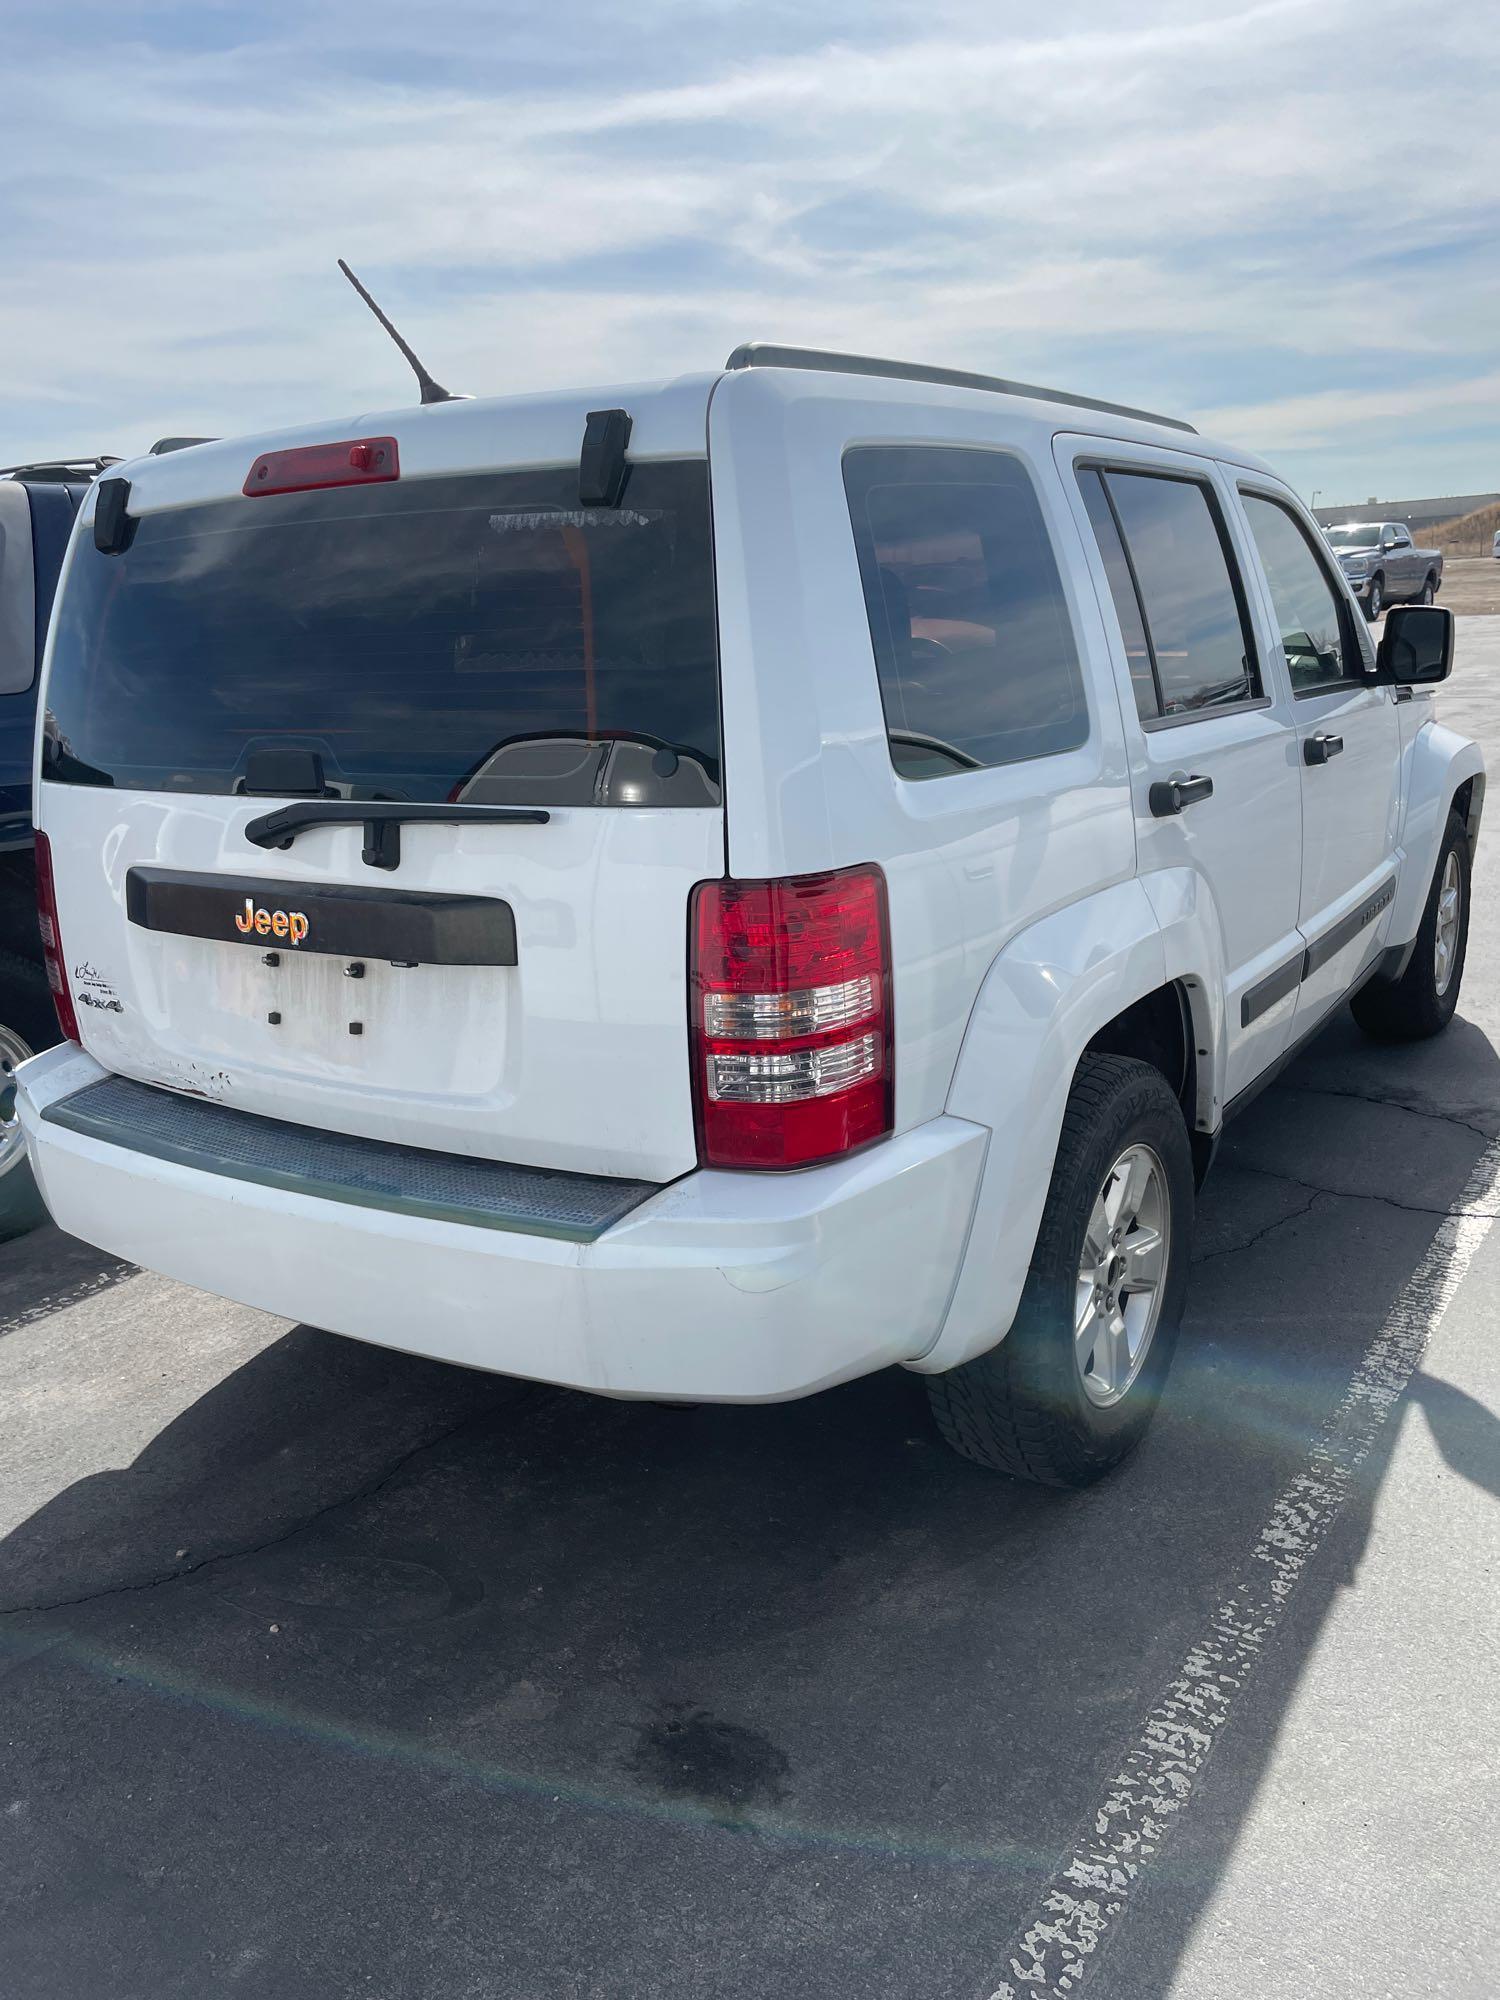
top-left (244, 800), bottom-right (550, 872)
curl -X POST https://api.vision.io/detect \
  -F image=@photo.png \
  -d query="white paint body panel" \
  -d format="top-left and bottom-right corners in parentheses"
top-left (709, 371), bottom-right (1139, 1134)
top-left (1228, 474), bottom-right (1405, 1021)
top-left (21, 362), bottom-right (1485, 1401)
top-left (19, 1043), bottom-right (985, 1401)
top-left (37, 377), bottom-right (726, 1183)
top-left (1290, 672), bottom-right (1402, 1023)
top-left (1053, 432), bottom-right (1309, 1107)
top-left (1390, 713), bottom-right (1484, 945)
top-left (43, 787), bottom-right (721, 1181)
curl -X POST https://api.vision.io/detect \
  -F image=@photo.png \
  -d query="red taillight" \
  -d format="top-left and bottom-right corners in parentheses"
top-left (243, 436), bottom-right (399, 497)
top-left (34, 832), bottom-right (80, 1044)
top-left (690, 865), bottom-right (893, 1170)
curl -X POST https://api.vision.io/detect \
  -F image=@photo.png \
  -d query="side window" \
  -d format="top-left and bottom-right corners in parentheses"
top-left (843, 446), bottom-right (1087, 779)
top-left (1394, 527), bottom-right (1411, 547)
top-left (1078, 470), bottom-right (1156, 723)
top-left (1081, 467), bottom-right (1260, 719)
top-left (1241, 492), bottom-right (1364, 694)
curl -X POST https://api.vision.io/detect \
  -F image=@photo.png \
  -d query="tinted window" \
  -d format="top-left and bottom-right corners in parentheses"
top-left (1242, 492), bottom-right (1363, 693)
top-left (0, 484), bottom-right (34, 698)
top-left (844, 446), bottom-right (1086, 779)
top-left (1096, 471), bottom-right (1258, 717)
top-left (1078, 469), bottom-right (1156, 723)
top-left (43, 462), bottom-right (720, 806)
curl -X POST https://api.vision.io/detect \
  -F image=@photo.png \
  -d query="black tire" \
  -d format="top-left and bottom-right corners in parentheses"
top-left (1351, 811), bottom-right (1470, 1042)
top-left (1421, 574), bottom-right (1437, 604)
top-left (927, 1054), bottom-right (1194, 1488)
top-left (0, 1158), bottom-right (48, 1242)
top-left (0, 951), bottom-right (59, 1243)
top-left (0, 949), bottom-right (59, 1052)
top-left (1363, 575), bottom-right (1384, 622)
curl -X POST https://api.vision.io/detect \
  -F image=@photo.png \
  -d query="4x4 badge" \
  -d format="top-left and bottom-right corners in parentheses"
top-left (235, 897), bottom-right (309, 945)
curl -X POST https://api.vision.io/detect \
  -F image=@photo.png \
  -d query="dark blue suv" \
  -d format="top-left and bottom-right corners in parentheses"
top-left (1, 456), bottom-right (116, 1233)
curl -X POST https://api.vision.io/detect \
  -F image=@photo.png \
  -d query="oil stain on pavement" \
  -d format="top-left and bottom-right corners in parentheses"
top-left (627, 1700), bottom-right (791, 1828)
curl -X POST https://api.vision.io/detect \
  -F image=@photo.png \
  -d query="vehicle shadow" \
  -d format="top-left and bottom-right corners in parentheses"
top-left (0, 1010), bottom-right (1497, 1999)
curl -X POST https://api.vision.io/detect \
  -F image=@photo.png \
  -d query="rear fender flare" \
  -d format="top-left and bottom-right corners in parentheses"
top-left (912, 877), bottom-right (1212, 1374)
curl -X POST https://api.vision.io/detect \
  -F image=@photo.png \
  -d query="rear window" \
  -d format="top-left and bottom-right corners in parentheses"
top-left (43, 461), bottom-right (721, 807)
top-left (843, 445), bottom-right (1087, 780)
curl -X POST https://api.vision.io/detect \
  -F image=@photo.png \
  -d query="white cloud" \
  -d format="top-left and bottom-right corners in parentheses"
top-left (1196, 370), bottom-right (1500, 452)
top-left (2, 0), bottom-right (1498, 496)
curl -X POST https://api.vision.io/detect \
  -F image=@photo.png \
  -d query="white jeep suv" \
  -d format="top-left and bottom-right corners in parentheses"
top-left (17, 345), bottom-right (1483, 1487)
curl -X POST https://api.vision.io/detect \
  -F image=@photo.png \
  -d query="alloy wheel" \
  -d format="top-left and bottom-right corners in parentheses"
top-left (1434, 849), bottom-right (1462, 997)
top-left (1074, 1143), bottom-right (1170, 1408)
top-left (0, 1023), bottom-right (35, 1181)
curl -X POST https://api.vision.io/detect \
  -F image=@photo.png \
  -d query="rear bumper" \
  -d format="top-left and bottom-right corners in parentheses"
top-left (19, 1046), bottom-right (987, 1402)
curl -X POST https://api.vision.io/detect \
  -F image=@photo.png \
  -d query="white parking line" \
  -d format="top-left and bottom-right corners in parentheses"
top-left (986, 1134), bottom-right (1500, 2000)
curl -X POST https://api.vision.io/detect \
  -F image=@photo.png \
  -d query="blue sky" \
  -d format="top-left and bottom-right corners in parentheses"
top-left (3, 0), bottom-right (1498, 506)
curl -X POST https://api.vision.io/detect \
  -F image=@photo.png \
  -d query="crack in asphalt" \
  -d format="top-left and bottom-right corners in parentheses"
top-left (1192, 1187), bottom-right (1323, 1264)
top-left (1233, 1159), bottom-right (1500, 1221)
top-left (0, 1403), bottom-right (500, 1620)
top-left (1282, 1081), bottom-right (1497, 1142)
top-left (1193, 1081), bottom-right (1500, 1261)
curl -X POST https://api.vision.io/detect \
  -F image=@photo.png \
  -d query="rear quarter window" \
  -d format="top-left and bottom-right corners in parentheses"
top-left (843, 446), bottom-right (1087, 780)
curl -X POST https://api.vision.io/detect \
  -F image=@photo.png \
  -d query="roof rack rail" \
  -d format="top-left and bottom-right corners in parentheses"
top-left (0, 455), bottom-right (121, 483)
top-left (723, 343), bottom-right (1197, 436)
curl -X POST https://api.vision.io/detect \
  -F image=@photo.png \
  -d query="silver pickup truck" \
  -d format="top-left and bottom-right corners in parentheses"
top-left (1324, 520), bottom-right (1443, 621)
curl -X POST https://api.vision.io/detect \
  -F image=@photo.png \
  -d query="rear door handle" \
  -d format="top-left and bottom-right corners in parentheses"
top-left (1304, 732), bottom-right (1344, 765)
top-left (1148, 772), bottom-right (1214, 817)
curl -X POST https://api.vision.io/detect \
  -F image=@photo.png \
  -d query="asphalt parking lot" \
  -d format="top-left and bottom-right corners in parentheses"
top-left (4, 579), bottom-right (1500, 1999)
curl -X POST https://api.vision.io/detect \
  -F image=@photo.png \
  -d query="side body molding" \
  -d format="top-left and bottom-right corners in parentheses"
top-left (911, 877), bottom-right (1220, 1375)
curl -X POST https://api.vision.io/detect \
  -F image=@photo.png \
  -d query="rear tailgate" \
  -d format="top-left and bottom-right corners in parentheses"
top-left (36, 394), bottom-right (723, 1183)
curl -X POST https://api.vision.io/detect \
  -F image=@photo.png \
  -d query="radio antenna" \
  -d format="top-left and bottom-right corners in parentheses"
top-left (337, 258), bottom-right (458, 406)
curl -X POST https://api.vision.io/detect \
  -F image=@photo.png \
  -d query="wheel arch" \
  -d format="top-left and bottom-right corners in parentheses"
top-left (1392, 726), bottom-right (1484, 948)
top-left (1083, 974), bottom-right (1221, 1186)
top-left (1451, 769), bottom-right (1484, 850)
top-left (913, 877), bottom-right (1218, 1375)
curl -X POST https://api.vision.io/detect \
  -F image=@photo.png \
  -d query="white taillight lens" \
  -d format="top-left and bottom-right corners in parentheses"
top-left (702, 974), bottom-right (876, 1040)
top-left (706, 1032), bottom-right (882, 1104)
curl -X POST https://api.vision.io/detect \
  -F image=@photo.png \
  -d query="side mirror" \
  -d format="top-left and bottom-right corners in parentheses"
top-left (1375, 604), bottom-right (1454, 685)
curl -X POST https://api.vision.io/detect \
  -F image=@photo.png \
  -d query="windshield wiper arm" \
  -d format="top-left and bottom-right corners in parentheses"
top-left (244, 800), bottom-right (550, 872)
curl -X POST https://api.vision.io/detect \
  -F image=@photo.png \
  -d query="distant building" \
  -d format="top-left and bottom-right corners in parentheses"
top-left (1313, 492), bottom-right (1500, 534)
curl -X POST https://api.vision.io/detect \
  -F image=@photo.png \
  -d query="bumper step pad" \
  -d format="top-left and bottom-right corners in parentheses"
top-left (44, 1074), bottom-right (659, 1242)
